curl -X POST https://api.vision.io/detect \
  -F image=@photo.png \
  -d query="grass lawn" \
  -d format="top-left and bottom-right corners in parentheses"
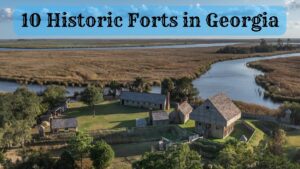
top-left (286, 130), bottom-right (300, 148)
top-left (179, 120), bottom-right (196, 134)
top-left (66, 101), bottom-right (149, 130)
top-left (284, 130), bottom-right (300, 158)
top-left (244, 120), bottom-right (266, 146)
top-left (211, 120), bottom-right (265, 146)
top-left (112, 141), bottom-right (156, 157)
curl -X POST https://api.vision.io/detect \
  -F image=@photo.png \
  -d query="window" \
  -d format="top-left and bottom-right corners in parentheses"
top-left (206, 106), bottom-right (210, 110)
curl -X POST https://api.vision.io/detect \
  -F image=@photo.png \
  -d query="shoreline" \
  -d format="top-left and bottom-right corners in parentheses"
top-left (248, 57), bottom-right (300, 103)
top-left (0, 49), bottom-right (300, 88)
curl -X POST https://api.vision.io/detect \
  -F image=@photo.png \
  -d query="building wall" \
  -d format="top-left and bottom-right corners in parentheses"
top-left (180, 113), bottom-right (189, 124)
top-left (190, 101), bottom-right (227, 127)
top-left (169, 111), bottom-right (190, 124)
top-left (223, 123), bottom-right (235, 138)
top-left (210, 124), bottom-right (225, 138)
top-left (51, 127), bottom-right (77, 133)
top-left (195, 121), bottom-right (235, 139)
top-left (153, 120), bottom-right (169, 126)
top-left (121, 99), bottom-right (165, 110)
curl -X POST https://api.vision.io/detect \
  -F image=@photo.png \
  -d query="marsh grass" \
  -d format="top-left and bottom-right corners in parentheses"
top-left (0, 43), bottom-right (298, 86)
top-left (249, 56), bottom-right (300, 101)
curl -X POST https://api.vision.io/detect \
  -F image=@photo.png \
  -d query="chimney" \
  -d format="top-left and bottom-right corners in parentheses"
top-left (176, 103), bottom-right (180, 111)
top-left (149, 108), bottom-right (153, 125)
top-left (166, 92), bottom-right (170, 110)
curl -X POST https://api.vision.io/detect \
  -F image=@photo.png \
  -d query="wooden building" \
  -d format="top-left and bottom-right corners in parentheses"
top-left (50, 118), bottom-right (78, 133)
top-left (120, 91), bottom-right (168, 110)
top-left (169, 101), bottom-right (193, 124)
top-left (190, 93), bottom-right (241, 139)
top-left (149, 110), bottom-right (169, 126)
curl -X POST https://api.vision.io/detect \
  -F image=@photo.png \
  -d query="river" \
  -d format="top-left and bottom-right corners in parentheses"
top-left (193, 53), bottom-right (300, 109)
top-left (0, 42), bottom-right (238, 51)
top-left (0, 44), bottom-right (299, 108)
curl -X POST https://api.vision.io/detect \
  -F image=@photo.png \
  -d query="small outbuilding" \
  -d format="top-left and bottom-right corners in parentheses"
top-left (240, 135), bottom-right (248, 142)
top-left (38, 125), bottom-right (46, 137)
top-left (149, 110), bottom-right (169, 126)
top-left (190, 93), bottom-right (241, 139)
top-left (50, 118), bottom-right (78, 133)
top-left (169, 101), bottom-right (193, 124)
top-left (136, 118), bottom-right (147, 127)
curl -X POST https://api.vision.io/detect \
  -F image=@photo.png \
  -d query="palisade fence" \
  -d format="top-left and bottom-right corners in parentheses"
top-left (31, 125), bottom-right (189, 146)
top-left (242, 112), bottom-right (277, 122)
top-left (242, 121), bottom-right (256, 142)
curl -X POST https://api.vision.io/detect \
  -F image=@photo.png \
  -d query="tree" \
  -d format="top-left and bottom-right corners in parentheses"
top-left (14, 152), bottom-right (56, 169)
top-left (12, 87), bottom-right (42, 125)
top-left (0, 87), bottom-right (41, 148)
top-left (161, 78), bottom-right (175, 95)
top-left (130, 77), bottom-right (149, 93)
top-left (133, 144), bottom-right (202, 169)
top-left (69, 131), bottom-right (93, 169)
top-left (90, 140), bottom-right (114, 169)
top-left (293, 149), bottom-right (300, 164)
top-left (0, 93), bottom-right (14, 128)
top-left (81, 86), bottom-right (103, 117)
top-left (256, 152), bottom-right (300, 169)
top-left (282, 102), bottom-right (300, 125)
top-left (1, 120), bottom-right (32, 148)
top-left (54, 151), bottom-right (77, 169)
top-left (260, 39), bottom-right (268, 47)
top-left (108, 81), bottom-right (122, 97)
top-left (216, 141), bottom-right (256, 169)
top-left (269, 129), bottom-right (286, 155)
top-left (172, 77), bottom-right (199, 102)
top-left (42, 85), bottom-right (66, 110)
top-left (277, 39), bottom-right (284, 50)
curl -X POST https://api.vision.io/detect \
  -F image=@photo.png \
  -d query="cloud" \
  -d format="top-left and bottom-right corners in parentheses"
top-left (288, 21), bottom-right (300, 29)
top-left (0, 8), bottom-right (13, 22)
top-left (286, 0), bottom-right (300, 10)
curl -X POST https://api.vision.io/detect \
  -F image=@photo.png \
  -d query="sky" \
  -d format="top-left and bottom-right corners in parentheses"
top-left (0, 0), bottom-right (299, 39)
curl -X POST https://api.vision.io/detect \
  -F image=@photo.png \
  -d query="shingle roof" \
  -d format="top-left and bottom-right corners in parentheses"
top-left (151, 111), bottom-right (169, 121)
top-left (51, 118), bottom-right (78, 129)
top-left (190, 93), bottom-right (241, 126)
top-left (208, 93), bottom-right (241, 121)
top-left (120, 91), bottom-right (166, 104)
top-left (178, 101), bottom-right (193, 115)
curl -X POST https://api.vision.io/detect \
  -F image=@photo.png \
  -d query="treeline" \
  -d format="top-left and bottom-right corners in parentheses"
top-left (0, 85), bottom-right (70, 149)
top-left (217, 39), bottom-right (296, 54)
top-left (280, 102), bottom-right (300, 125)
top-left (1, 132), bottom-right (115, 169)
top-left (134, 129), bottom-right (300, 169)
top-left (161, 77), bottom-right (201, 104)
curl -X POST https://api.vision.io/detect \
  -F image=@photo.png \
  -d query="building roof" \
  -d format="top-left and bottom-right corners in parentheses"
top-left (120, 91), bottom-right (166, 104)
top-left (51, 118), bottom-right (78, 129)
top-left (151, 111), bottom-right (169, 121)
top-left (208, 93), bottom-right (241, 121)
top-left (190, 93), bottom-right (241, 126)
top-left (240, 135), bottom-right (248, 142)
top-left (177, 101), bottom-right (193, 115)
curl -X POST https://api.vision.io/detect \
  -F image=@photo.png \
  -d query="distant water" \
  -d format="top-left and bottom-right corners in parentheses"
top-left (193, 53), bottom-right (300, 109)
top-left (0, 42), bottom-right (238, 51)
top-left (0, 43), bottom-right (299, 108)
top-left (0, 81), bottom-right (84, 97)
top-left (0, 42), bottom-right (238, 96)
